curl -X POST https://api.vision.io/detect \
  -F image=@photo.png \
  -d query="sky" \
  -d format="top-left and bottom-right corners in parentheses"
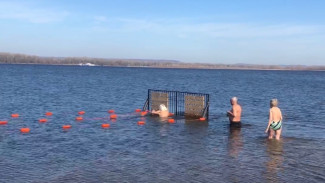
top-left (0, 0), bottom-right (324, 65)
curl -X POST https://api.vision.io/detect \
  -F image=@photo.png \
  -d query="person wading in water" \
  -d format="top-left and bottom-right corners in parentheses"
top-left (265, 99), bottom-right (283, 140)
top-left (227, 97), bottom-right (242, 128)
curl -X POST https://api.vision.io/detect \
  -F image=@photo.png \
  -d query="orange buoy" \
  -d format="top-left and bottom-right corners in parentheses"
top-left (11, 114), bottom-right (19, 118)
top-left (168, 119), bottom-right (175, 123)
top-left (110, 114), bottom-right (117, 119)
top-left (199, 117), bottom-right (206, 121)
top-left (75, 116), bottom-right (83, 121)
top-left (62, 125), bottom-right (71, 129)
top-left (45, 112), bottom-right (53, 116)
top-left (39, 118), bottom-right (48, 123)
top-left (140, 111), bottom-right (147, 116)
top-left (137, 121), bottom-right (145, 125)
top-left (108, 110), bottom-right (115, 114)
top-left (78, 111), bottom-right (85, 115)
top-left (168, 113), bottom-right (174, 117)
top-left (135, 109), bottom-right (142, 112)
top-left (0, 121), bottom-right (8, 125)
top-left (101, 123), bottom-right (110, 128)
top-left (20, 128), bottom-right (30, 133)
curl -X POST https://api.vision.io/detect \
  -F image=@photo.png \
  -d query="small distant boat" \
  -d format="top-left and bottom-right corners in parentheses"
top-left (79, 63), bottom-right (97, 66)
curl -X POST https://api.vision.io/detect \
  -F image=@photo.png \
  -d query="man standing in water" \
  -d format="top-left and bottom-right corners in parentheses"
top-left (227, 97), bottom-right (242, 128)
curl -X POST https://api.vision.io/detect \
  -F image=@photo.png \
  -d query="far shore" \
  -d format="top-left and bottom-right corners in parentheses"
top-left (2, 62), bottom-right (325, 72)
top-left (1, 52), bottom-right (324, 71)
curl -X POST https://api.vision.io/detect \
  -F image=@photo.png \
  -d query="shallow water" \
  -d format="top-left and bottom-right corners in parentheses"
top-left (0, 64), bottom-right (324, 183)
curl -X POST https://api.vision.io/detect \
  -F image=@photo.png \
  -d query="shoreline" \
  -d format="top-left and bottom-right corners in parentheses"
top-left (1, 62), bottom-right (325, 71)
top-left (1, 52), bottom-right (324, 71)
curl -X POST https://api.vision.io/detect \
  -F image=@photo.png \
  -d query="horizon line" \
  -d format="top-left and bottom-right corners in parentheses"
top-left (1, 51), bottom-right (324, 67)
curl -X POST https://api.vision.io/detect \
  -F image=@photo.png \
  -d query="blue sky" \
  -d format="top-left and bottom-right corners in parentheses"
top-left (0, 0), bottom-right (324, 65)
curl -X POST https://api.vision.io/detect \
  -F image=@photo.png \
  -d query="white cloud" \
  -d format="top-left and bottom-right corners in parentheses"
top-left (0, 1), bottom-right (69, 23)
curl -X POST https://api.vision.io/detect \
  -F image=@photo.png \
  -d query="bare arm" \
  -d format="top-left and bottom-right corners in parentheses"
top-left (265, 109), bottom-right (272, 133)
top-left (233, 106), bottom-right (239, 118)
top-left (227, 106), bottom-right (235, 116)
top-left (151, 110), bottom-right (160, 115)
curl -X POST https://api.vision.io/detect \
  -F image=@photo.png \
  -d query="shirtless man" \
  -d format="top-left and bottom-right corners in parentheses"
top-left (151, 104), bottom-right (169, 118)
top-left (265, 99), bottom-right (283, 140)
top-left (227, 97), bottom-right (242, 128)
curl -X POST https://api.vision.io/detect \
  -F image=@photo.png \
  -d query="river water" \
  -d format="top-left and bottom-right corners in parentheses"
top-left (0, 64), bottom-right (324, 182)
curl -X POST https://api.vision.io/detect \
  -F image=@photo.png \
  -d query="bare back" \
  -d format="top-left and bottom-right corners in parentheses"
top-left (230, 104), bottom-right (242, 122)
top-left (152, 109), bottom-right (169, 118)
top-left (269, 107), bottom-right (282, 122)
top-left (159, 110), bottom-right (169, 118)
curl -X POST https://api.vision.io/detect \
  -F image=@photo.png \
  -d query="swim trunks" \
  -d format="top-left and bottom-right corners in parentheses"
top-left (230, 121), bottom-right (241, 128)
top-left (270, 121), bottom-right (282, 131)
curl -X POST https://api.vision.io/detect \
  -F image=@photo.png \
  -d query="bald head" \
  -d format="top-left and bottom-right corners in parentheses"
top-left (230, 97), bottom-right (238, 105)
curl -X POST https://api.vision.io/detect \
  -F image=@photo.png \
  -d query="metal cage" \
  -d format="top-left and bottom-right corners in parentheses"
top-left (143, 89), bottom-right (210, 119)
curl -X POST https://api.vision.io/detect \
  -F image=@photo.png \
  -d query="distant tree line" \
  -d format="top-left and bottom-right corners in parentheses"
top-left (0, 52), bottom-right (324, 71)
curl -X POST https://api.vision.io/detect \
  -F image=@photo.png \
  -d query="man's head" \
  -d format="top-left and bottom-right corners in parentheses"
top-left (159, 104), bottom-right (168, 111)
top-left (230, 97), bottom-right (238, 105)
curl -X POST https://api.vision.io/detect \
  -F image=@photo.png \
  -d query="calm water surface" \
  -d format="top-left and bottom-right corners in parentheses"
top-left (0, 64), bottom-right (324, 183)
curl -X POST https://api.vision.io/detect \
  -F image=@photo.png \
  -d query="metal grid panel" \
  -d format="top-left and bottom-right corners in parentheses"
top-left (147, 89), bottom-right (209, 118)
top-left (148, 89), bottom-right (177, 114)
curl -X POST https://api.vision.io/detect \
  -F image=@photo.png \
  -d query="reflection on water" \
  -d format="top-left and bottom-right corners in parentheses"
top-left (265, 139), bottom-right (284, 183)
top-left (224, 125), bottom-right (244, 183)
top-left (148, 116), bottom-right (170, 137)
top-left (228, 126), bottom-right (243, 158)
